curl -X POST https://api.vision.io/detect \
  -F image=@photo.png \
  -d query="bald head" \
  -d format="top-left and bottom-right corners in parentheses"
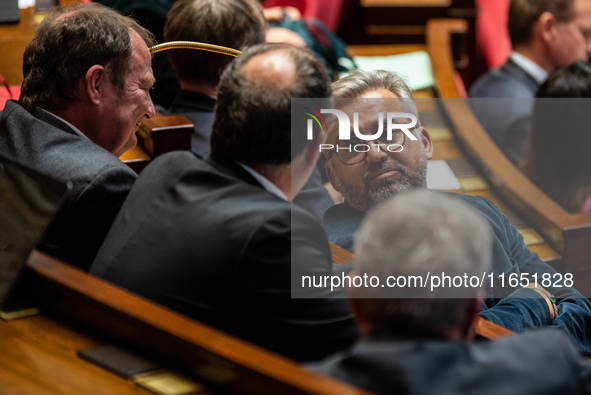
top-left (210, 43), bottom-right (331, 166)
top-left (242, 50), bottom-right (297, 91)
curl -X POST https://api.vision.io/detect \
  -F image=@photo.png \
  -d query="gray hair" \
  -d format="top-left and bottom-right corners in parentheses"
top-left (352, 190), bottom-right (492, 334)
top-left (332, 69), bottom-right (421, 130)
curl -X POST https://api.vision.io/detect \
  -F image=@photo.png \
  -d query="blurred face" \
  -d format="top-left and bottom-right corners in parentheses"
top-left (551, 0), bottom-right (591, 68)
top-left (102, 29), bottom-right (156, 156)
top-left (325, 89), bottom-right (433, 212)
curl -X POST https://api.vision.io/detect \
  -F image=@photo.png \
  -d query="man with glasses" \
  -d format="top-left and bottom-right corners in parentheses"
top-left (468, 0), bottom-right (591, 164)
top-left (322, 69), bottom-right (591, 354)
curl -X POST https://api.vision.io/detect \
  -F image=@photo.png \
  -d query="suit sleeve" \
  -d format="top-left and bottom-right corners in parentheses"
top-left (44, 163), bottom-right (136, 270)
top-left (477, 197), bottom-right (591, 354)
top-left (235, 206), bottom-right (358, 362)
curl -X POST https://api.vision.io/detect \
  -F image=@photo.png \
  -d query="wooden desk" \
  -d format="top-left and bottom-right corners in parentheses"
top-left (339, 0), bottom-right (482, 87)
top-left (1, 251), bottom-right (372, 395)
top-left (0, 7), bottom-right (35, 86)
top-left (0, 314), bottom-right (151, 394)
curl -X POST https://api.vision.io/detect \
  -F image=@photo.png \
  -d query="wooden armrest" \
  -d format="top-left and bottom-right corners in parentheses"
top-left (473, 316), bottom-right (514, 340)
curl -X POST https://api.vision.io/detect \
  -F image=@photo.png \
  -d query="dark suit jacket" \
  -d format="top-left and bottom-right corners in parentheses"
top-left (91, 151), bottom-right (358, 362)
top-left (309, 328), bottom-right (591, 395)
top-left (468, 58), bottom-right (540, 164)
top-left (159, 90), bottom-right (216, 159)
top-left (322, 192), bottom-right (591, 354)
top-left (161, 89), bottom-right (335, 219)
top-left (0, 100), bottom-right (137, 270)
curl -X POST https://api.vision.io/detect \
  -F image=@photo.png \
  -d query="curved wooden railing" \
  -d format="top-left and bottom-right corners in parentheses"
top-left (18, 250), bottom-right (371, 395)
top-left (426, 18), bottom-right (591, 295)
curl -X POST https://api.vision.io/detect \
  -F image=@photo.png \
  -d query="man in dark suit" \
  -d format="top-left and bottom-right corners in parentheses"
top-left (311, 190), bottom-right (591, 395)
top-left (322, 69), bottom-right (591, 353)
top-left (468, 0), bottom-right (591, 164)
top-left (160, 0), bottom-right (334, 219)
top-left (0, 4), bottom-right (156, 270)
top-left (91, 43), bottom-right (358, 362)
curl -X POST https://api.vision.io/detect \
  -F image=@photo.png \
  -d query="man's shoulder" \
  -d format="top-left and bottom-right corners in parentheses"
top-left (468, 60), bottom-right (538, 98)
top-left (137, 151), bottom-right (294, 225)
top-left (0, 101), bottom-right (136, 190)
top-left (311, 328), bottom-right (585, 395)
top-left (442, 192), bottom-right (500, 215)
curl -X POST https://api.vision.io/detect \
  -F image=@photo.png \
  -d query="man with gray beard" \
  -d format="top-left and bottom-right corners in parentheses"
top-left (321, 69), bottom-right (591, 354)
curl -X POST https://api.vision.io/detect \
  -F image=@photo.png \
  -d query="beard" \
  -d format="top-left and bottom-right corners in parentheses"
top-left (332, 149), bottom-right (428, 212)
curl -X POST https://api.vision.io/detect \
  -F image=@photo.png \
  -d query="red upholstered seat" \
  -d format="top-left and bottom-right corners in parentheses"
top-left (0, 85), bottom-right (20, 111)
top-left (477, 0), bottom-right (511, 69)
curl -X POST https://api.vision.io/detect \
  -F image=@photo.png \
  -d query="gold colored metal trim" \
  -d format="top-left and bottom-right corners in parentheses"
top-left (150, 41), bottom-right (241, 57)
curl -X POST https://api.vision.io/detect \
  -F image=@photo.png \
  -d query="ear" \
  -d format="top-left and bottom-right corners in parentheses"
top-left (419, 127), bottom-right (434, 160)
top-left (538, 11), bottom-right (558, 45)
top-left (346, 272), bottom-right (372, 337)
top-left (84, 65), bottom-right (107, 105)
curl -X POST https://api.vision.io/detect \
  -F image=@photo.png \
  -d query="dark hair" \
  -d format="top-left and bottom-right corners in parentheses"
top-left (20, 3), bottom-right (155, 109)
top-left (537, 60), bottom-right (591, 97)
top-left (210, 43), bottom-right (331, 165)
top-left (509, 0), bottom-right (574, 46)
top-left (523, 61), bottom-right (591, 212)
top-left (164, 0), bottom-right (267, 87)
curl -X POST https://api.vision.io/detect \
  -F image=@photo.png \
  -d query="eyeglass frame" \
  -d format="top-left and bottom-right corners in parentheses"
top-left (326, 129), bottom-right (411, 165)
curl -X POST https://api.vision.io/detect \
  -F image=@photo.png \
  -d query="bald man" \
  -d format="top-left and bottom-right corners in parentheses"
top-left (91, 43), bottom-right (358, 362)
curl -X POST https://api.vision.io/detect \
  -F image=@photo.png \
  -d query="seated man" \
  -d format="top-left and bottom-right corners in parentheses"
top-left (161, 0), bottom-right (267, 159)
top-left (91, 43), bottom-right (358, 362)
top-left (0, 4), bottom-right (156, 270)
top-left (161, 0), bottom-right (333, 219)
top-left (468, 0), bottom-right (591, 164)
top-left (311, 190), bottom-right (591, 395)
top-left (322, 69), bottom-right (591, 353)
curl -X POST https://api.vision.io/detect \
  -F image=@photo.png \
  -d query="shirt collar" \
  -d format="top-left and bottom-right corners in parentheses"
top-left (39, 107), bottom-right (90, 141)
top-left (238, 162), bottom-right (288, 201)
top-left (510, 51), bottom-right (548, 84)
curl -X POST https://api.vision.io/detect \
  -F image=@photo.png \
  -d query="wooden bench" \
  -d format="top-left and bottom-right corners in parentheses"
top-left (9, 250), bottom-right (372, 395)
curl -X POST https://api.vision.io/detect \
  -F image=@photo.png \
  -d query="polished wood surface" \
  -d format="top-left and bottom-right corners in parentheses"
top-left (0, 7), bottom-right (35, 86)
top-left (0, 313), bottom-right (151, 394)
top-left (120, 113), bottom-right (193, 173)
top-left (339, 0), bottom-right (482, 87)
top-left (426, 18), bottom-right (467, 98)
top-left (16, 250), bottom-right (371, 395)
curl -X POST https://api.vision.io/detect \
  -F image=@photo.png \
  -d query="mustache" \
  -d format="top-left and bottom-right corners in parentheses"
top-left (362, 160), bottom-right (407, 185)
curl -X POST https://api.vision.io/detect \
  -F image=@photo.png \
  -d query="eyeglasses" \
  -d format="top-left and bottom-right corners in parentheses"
top-left (327, 129), bottom-right (408, 165)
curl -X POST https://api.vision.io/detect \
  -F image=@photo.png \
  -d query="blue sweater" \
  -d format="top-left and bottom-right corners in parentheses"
top-left (323, 192), bottom-right (591, 354)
